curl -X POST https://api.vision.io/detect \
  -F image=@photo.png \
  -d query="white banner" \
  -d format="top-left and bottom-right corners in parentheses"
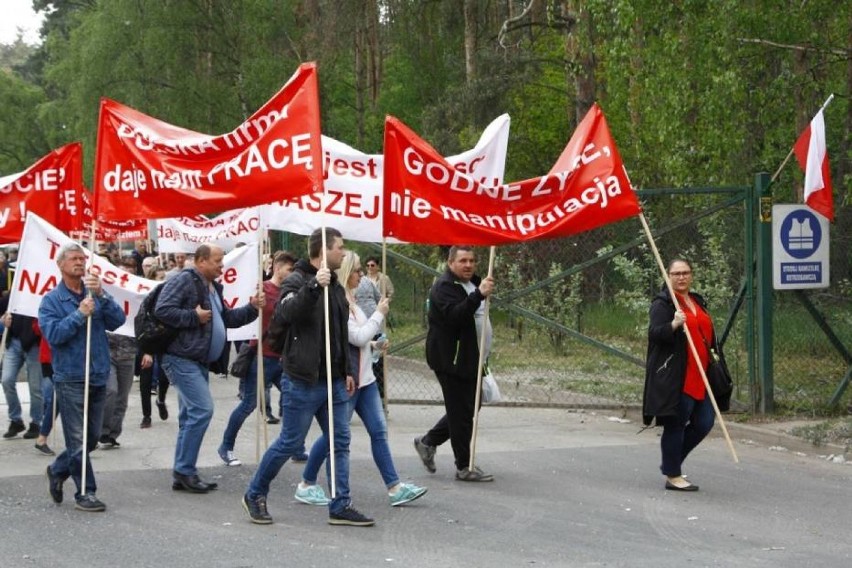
top-left (10, 212), bottom-right (258, 342)
top-left (156, 207), bottom-right (261, 253)
top-left (260, 114), bottom-right (510, 242)
top-left (222, 243), bottom-right (262, 341)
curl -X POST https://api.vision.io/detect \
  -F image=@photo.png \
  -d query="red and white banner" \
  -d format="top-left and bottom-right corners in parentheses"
top-left (93, 63), bottom-right (323, 221)
top-left (74, 188), bottom-right (149, 241)
top-left (793, 108), bottom-right (834, 222)
top-left (0, 143), bottom-right (82, 244)
top-left (157, 207), bottom-right (260, 253)
top-left (383, 104), bottom-right (641, 245)
top-left (9, 213), bottom-right (258, 340)
top-left (261, 114), bottom-right (510, 242)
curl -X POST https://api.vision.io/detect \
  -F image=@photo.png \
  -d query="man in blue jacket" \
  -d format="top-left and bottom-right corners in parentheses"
top-left (155, 244), bottom-right (260, 493)
top-left (39, 243), bottom-right (126, 512)
top-left (414, 245), bottom-right (495, 482)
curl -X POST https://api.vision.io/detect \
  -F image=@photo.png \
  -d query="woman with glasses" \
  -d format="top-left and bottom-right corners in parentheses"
top-left (363, 256), bottom-right (394, 300)
top-left (642, 257), bottom-right (716, 492)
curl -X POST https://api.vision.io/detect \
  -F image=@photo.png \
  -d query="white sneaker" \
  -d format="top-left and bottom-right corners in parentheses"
top-left (218, 449), bottom-right (241, 466)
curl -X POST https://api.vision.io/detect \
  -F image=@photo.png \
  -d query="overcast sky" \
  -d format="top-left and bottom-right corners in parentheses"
top-left (0, 0), bottom-right (45, 45)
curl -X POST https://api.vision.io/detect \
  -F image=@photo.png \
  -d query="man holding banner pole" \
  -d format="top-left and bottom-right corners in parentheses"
top-left (243, 228), bottom-right (371, 526)
top-left (414, 245), bottom-right (495, 482)
top-left (39, 243), bottom-right (126, 512)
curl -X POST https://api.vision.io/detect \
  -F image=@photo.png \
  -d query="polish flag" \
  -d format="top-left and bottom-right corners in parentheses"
top-left (793, 109), bottom-right (834, 222)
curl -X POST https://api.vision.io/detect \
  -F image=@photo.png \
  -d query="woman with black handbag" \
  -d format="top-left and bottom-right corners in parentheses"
top-left (642, 258), bottom-right (716, 492)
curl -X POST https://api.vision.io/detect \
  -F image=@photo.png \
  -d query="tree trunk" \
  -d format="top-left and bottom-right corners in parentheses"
top-left (464, 0), bottom-right (478, 84)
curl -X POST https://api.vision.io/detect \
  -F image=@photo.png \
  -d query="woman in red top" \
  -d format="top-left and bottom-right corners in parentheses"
top-left (33, 320), bottom-right (56, 455)
top-left (642, 258), bottom-right (716, 491)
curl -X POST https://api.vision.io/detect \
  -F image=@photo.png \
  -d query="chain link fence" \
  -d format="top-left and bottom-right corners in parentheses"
top-left (273, 185), bottom-right (851, 415)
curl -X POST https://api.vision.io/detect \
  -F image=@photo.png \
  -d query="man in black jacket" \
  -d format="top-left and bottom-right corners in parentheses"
top-left (414, 245), bottom-right (495, 482)
top-left (243, 227), bottom-right (373, 527)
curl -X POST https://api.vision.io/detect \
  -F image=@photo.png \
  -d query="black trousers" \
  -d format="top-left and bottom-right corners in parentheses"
top-left (423, 370), bottom-right (478, 471)
top-left (139, 356), bottom-right (169, 419)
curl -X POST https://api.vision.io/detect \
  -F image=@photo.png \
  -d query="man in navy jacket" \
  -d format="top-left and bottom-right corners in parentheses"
top-left (155, 244), bottom-right (259, 493)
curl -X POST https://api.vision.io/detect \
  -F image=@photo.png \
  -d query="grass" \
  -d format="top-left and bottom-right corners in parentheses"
top-left (790, 418), bottom-right (852, 450)
top-left (385, 290), bottom-right (851, 414)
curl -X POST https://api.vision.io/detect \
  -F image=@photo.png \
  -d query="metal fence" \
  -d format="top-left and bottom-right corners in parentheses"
top-left (284, 180), bottom-right (850, 416)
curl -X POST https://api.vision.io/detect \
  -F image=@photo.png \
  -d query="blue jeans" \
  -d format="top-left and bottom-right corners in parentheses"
top-left (162, 355), bottom-right (214, 476)
top-left (220, 354), bottom-right (283, 452)
top-left (248, 375), bottom-right (352, 514)
top-left (1, 337), bottom-right (44, 425)
top-left (660, 392), bottom-right (715, 477)
top-left (40, 375), bottom-right (56, 436)
top-left (50, 381), bottom-right (106, 500)
top-left (303, 381), bottom-right (399, 489)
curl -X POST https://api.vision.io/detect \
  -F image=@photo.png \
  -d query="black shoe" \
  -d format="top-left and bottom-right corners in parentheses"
top-left (109, 437), bottom-right (120, 448)
top-left (98, 435), bottom-right (114, 449)
top-left (34, 442), bottom-right (55, 456)
top-left (456, 466), bottom-right (494, 482)
top-left (265, 415), bottom-right (280, 425)
top-left (414, 437), bottom-right (437, 473)
top-left (242, 493), bottom-right (273, 524)
top-left (156, 400), bottom-right (169, 420)
top-left (22, 422), bottom-right (40, 439)
top-left (665, 480), bottom-right (699, 492)
top-left (46, 466), bottom-right (63, 504)
top-left (140, 416), bottom-right (152, 429)
top-left (172, 472), bottom-right (214, 493)
top-left (74, 494), bottom-right (106, 512)
top-left (3, 420), bottom-right (26, 439)
top-left (328, 505), bottom-right (375, 527)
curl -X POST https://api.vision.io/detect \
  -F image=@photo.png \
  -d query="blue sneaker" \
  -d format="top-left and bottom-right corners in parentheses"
top-left (294, 484), bottom-right (330, 506)
top-left (389, 482), bottom-right (427, 507)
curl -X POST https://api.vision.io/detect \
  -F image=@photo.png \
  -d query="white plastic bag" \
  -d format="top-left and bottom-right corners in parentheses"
top-left (481, 372), bottom-right (502, 404)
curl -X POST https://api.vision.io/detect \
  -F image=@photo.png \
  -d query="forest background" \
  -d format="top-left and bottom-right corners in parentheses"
top-left (0, 1), bottom-right (849, 427)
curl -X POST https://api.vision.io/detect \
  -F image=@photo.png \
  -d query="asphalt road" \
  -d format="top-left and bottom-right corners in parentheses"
top-left (1, 376), bottom-right (850, 568)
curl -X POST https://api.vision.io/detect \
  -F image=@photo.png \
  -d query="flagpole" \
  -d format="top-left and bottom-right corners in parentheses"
top-left (770, 93), bottom-right (835, 184)
top-left (255, 240), bottom-right (268, 462)
top-left (80, 221), bottom-right (99, 494)
top-left (638, 213), bottom-right (739, 463)
top-left (319, 197), bottom-right (337, 498)
top-left (380, 238), bottom-right (389, 416)
top-left (468, 245), bottom-right (496, 472)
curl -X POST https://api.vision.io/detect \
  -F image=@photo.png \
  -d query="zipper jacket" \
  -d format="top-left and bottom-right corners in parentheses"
top-left (425, 267), bottom-right (485, 378)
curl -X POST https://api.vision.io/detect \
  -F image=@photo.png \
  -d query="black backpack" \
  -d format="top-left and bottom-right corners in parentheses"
top-left (265, 267), bottom-right (307, 355)
top-left (134, 282), bottom-right (178, 355)
top-left (265, 297), bottom-right (289, 355)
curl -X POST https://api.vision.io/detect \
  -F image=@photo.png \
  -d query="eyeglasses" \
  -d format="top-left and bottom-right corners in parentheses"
top-left (366, 263), bottom-right (377, 268)
top-left (669, 271), bottom-right (692, 277)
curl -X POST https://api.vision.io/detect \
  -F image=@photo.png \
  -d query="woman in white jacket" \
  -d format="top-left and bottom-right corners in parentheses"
top-left (294, 251), bottom-right (427, 507)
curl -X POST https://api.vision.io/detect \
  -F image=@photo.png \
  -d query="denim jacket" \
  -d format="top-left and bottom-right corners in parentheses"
top-left (38, 280), bottom-right (126, 386)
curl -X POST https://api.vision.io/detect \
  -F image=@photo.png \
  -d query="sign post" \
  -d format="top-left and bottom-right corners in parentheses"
top-left (772, 204), bottom-right (830, 290)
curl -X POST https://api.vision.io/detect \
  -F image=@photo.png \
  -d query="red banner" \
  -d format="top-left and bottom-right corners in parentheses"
top-left (73, 188), bottom-right (148, 241)
top-left (383, 104), bottom-right (641, 245)
top-left (0, 142), bottom-right (82, 243)
top-left (93, 62), bottom-right (323, 221)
